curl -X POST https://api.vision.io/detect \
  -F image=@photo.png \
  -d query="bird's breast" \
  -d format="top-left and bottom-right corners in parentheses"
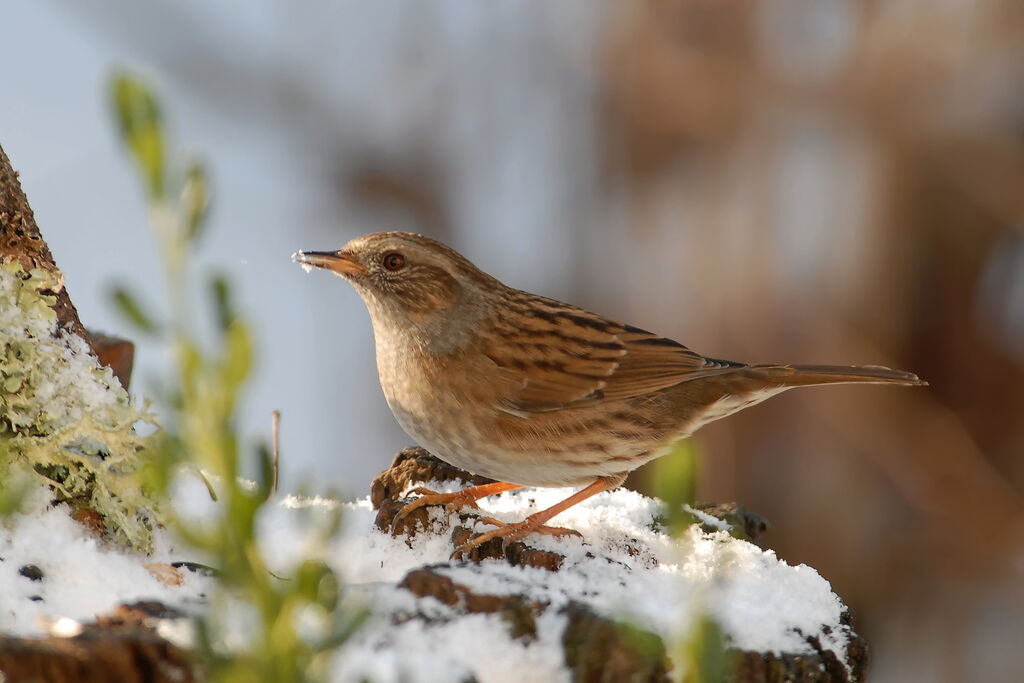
top-left (371, 339), bottom-right (675, 486)
top-left (374, 341), bottom-right (501, 474)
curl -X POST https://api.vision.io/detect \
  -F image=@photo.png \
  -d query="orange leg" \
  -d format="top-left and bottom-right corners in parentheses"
top-left (393, 481), bottom-right (525, 526)
top-left (450, 475), bottom-right (624, 559)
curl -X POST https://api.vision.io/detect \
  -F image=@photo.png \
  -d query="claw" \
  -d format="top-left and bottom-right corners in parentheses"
top-left (391, 496), bottom-right (431, 527)
top-left (449, 516), bottom-right (583, 559)
top-left (391, 487), bottom-right (446, 527)
top-left (447, 477), bottom-right (618, 559)
top-left (392, 487), bottom-right (491, 529)
top-left (406, 486), bottom-right (442, 497)
top-left (474, 515), bottom-right (581, 538)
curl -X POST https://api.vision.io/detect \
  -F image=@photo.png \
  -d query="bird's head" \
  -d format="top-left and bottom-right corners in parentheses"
top-left (294, 232), bottom-right (501, 347)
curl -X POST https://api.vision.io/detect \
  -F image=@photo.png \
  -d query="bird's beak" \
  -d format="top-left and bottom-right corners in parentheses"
top-left (292, 250), bottom-right (366, 276)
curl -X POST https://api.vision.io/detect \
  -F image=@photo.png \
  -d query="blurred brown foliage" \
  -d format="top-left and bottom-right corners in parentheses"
top-left (600, 0), bottom-right (1024, 678)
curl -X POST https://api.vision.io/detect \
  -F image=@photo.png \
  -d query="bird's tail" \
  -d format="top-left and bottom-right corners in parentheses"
top-left (745, 364), bottom-right (927, 388)
top-left (673, 362), bottom-right (925, 436)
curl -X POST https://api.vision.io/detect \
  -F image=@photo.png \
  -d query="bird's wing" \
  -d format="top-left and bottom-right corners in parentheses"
top-left (484, 294), bottom-right (742, 415)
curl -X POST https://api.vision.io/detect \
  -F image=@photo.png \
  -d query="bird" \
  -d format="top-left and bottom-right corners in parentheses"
top-left (293, 232), bottom-right (925, 558)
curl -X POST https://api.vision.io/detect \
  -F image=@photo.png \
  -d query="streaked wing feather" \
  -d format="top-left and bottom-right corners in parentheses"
top-left (599, 325), bottom-right (742, 401)
top-left (486, 296), bottom-right (744, 414)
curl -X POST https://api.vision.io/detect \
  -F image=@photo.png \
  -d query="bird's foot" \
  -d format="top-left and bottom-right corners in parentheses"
top-left (450, 515), bottom-right (582, 560)
top-left (391, 481), bottom-right (525, 532)
top-left (392, 487), bottom-right (484, 528)
top-left (411, 486), bottom-right (488, 513)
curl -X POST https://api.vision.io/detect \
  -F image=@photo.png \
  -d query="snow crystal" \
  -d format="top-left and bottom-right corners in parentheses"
top-left (291, 251), bottom-right (315, 274)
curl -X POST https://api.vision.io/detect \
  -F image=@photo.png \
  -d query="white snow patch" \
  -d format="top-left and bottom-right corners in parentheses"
top-left (260, 484), bottom-right (852, 681)
top-left (0, 488), bottom-right (212, 637)
top-left (684, 503), bottom-right (730, 530)
top-left (0, 474), bottom-right (853, 681)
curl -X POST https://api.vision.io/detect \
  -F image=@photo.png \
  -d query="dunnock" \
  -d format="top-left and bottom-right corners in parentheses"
top-left (295, 232), bottom-right (925, 557)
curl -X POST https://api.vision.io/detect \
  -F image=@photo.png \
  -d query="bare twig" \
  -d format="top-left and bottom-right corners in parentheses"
top-left (271, 410), bottom-right (281, 494)
top-left (196, 468), bottom-right (218, 502)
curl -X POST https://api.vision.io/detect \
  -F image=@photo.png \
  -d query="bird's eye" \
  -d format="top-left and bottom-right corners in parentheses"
top-left (382, 252), bottom-right (406, 271)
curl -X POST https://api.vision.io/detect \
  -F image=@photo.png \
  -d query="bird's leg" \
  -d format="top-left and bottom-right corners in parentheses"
top-left (450, 475), bottom-right (624, 559)
top-left (393, 481), bottom-right (524, 526)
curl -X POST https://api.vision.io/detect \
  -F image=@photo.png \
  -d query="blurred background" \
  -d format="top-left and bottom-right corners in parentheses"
top-left (2, 0), bottom-right (1023, 680)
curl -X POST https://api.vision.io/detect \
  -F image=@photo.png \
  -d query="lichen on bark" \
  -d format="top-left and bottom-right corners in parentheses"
top-left (1, 260), bottom-right (160, 551)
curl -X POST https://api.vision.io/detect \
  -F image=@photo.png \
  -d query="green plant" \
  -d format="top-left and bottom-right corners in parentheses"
top-left (677, 615), bottom-right (726, 683)
top-left (650, 440), bottom-right (728, 683)
top-left (651, 439), bottom-right (700, 534)
top-left (110, 71), bottom-right (363, 682)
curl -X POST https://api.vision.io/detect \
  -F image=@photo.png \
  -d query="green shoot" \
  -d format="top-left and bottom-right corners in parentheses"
top-left (110, 70), bottom-right (364, 682)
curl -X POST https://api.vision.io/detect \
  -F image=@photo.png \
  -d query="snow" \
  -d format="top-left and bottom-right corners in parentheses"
top-left (683, 503), bottom-right (730, 530)
top-left (0, 265), bottom-right (129, 431)
top-left (291, 251), bottom-right (315, 274)
top-left (0, 472), bottom-right (853, 682)
top-left (0, 488), bottom-right (211, 637)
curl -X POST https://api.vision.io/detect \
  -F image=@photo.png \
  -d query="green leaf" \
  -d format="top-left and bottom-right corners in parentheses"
top-left (296, 560), bottom-right (340, 612)
top-left (651, 439), bottom-right (700, 534)
top-left (221, 320), bottom-right (254, 398)
top-left (254, 443), bottom-right (274, 504)
top-left (210, 275), bottom-right (233, 332)
top-left (181, 160), bottom-right (210, 242)
top-left (110, 73), bottom-right (166, 199)
top-left (678, 616), bottom-right (726, 683)
top-left (110, 285), bottom-right (160, 333)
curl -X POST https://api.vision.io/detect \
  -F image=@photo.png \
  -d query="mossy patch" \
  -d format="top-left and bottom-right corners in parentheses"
top-left (1, 260), bottom-right (160, 551)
